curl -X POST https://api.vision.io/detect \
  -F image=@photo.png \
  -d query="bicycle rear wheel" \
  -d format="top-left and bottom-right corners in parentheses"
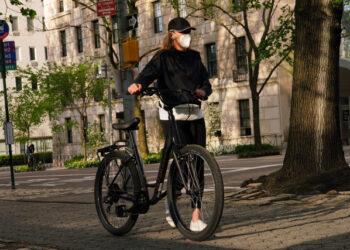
top-left (94, 150), bottom-right (141, 235)
top-left (167, 144), bottom-right (224, 241)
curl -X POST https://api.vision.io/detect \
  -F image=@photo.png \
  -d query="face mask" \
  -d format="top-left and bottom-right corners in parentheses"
top-left (179, 34), bottom-right (191, 49)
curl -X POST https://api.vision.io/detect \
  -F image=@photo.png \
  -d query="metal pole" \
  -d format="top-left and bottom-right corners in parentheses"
top-left (116, 0), bottom-right (135, 119)
top-left (105, 28), bottom-right (114, 145)
top-left (0, 41), bottom-right (15, 189)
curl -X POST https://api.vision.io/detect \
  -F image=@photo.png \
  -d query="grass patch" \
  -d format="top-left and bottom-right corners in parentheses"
top-left (65, 159), bottom-right (99, 169)
top-left (14, 164), bottom-right (45, 173)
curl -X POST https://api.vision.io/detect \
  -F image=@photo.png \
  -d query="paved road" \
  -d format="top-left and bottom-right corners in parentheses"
top-left (0, 149), bottom-right (350, 249)
top-left (0, 153), bottom-right (285, 191)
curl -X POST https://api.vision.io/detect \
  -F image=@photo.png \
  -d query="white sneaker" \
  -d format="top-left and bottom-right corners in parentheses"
top-left (190, 220), bottom-right (207, 232)
top-left (165, 199), bottom-right (176, 228)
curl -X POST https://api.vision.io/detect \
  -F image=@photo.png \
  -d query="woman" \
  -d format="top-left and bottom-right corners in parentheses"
top-left (128, 17), bottom-right (212, 232)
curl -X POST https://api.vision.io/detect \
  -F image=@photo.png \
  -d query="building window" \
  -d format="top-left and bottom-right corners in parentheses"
top-left (112, 15), bottom-right (118, 43)
top-left (206, 43), bottom-right (217, 78)
top-left (15, 77), bottom-right (22, 91)
top-left (66, 118), bottom-right (73, 143)
top-left (153, 1), bottom-right (162, 33)
top-left (29, 47), bottom-right (36, 61)
top-left (73, 0), bottom-right (79, 8)
top-left (15, 47), bottom-right (20, 61)
top-left (239, 99), bottom-right (251, 136)
top-left (42, 17), bottom-right (46, 31)
top-left (27, 17), bottom-right (34, 31)
top-left (60, 30), bottom-right (67, 57)
top-left (44, 47), bottom-right (48, 60)
top-left (236, 37), bottom-right (247, 73)
top-left (99, 114), bottom-right (106, 132)
top-left (31, 75), bottom-right (38, 90)
top-left (58, 0), bottom-right (64, 12)
top-left (233, 37), bottom-right (248, 82)
top-left (178, 0), bottom-right (186, 17)
top-left (76, 26), bottom-right (83, 53)
top-left (83, 116), bottom-right (88, 141)
top-left (10, 16), bottom-right (18, 32)
top-left (93, 20), bottom-right (101, 49)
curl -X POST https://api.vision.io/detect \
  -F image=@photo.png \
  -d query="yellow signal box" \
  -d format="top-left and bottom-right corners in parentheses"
top-left (122, 37), bottom-right (139, 69)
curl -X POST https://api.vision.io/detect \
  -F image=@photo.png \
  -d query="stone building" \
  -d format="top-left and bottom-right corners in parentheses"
top-left (43, 0), bottom-right (295, 164)
top-left (0, 0), bottom-right (52, 155)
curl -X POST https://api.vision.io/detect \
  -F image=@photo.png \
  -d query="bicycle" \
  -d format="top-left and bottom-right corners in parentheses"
top-left (94, 87), bottom-right (224, 241)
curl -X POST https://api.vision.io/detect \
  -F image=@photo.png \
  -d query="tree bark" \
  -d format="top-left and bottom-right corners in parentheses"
top-left (282, 0), bottom-right (347, 178)
top-left (250, 64), bottom-right (262, 149)
top-left (134, 96), bottom-right (149, 157)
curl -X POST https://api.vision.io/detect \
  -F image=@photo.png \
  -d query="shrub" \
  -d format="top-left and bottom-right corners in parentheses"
top-left (65, 160), bottom-right (99, 169)
top-left (64, 155), bottom-right (84, 167)
top-left (143, 152), bottom-right (162, 164)
top-left (208, 144), bottom-right (236, 156)
top-left (235, 144), bottom-right (280, 158)
top-left (14, 163), bottom-right (45, 173)
top-left (0, 152), bottom-right (52, 167)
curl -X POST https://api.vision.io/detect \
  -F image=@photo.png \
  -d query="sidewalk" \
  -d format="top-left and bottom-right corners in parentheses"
top-left (0, 184), bottom-right (350, 249)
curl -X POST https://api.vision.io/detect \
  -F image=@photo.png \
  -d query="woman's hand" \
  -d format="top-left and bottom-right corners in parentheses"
top-left (128, 83), bottom-right (142, 95)
top-left (195, 89), bottom-right (206, 99)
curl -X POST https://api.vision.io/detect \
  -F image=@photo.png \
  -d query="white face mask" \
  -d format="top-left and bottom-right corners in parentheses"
top-left (179, 34), bottom-right (191, 49)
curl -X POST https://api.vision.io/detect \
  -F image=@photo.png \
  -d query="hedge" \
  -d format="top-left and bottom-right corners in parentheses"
top-left (0, 152), bottom-right (52, 167)
top-left (235, 144), bottom-right (280, 158)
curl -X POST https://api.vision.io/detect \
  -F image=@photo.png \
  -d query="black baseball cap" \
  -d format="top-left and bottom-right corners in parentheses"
top-left (168, 17), bottom-right (196, 32)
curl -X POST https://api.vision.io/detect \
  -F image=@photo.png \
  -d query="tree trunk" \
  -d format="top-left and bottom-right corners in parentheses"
top-left (250, 64), bottom-right (262, 150)
top-left (134, 96), bottom-right (149, 157)
top-left (282, 0), bottom-right (347, 179)
top-left (81, 115), bottom-right (87, 161)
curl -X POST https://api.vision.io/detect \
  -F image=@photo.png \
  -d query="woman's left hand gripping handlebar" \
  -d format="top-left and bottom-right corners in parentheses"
top-left (128, 83), bottom-right (142, 95)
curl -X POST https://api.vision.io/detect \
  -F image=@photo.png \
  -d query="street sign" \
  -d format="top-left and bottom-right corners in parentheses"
top-left (97, 0), bottom-right (116, 17)
top-left (4, 122), bottom-right (14, 145)
top-left (0, 20), bottom-right (9, 41)
top-left (127, 14), bottom-right (138, 31)
top-left (0, 41), bottom-right (16, 71)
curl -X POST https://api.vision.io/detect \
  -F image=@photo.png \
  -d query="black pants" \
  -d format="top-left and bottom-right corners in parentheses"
top-left (161, 118), bottom-right (206, 208)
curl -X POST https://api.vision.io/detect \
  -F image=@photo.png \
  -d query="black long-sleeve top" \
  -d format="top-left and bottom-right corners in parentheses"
top-left (135, 48), bottom-right (212, 98)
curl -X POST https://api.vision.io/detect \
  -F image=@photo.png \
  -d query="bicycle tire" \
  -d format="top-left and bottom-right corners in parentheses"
top-left (167, 144), bottom-right (224, 241)
top-left (94, 150), bottom-right (141, 235)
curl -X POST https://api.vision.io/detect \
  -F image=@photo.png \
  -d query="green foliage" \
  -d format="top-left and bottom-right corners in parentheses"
top-left (65, 160), bottom-right (99, 169)
top-left (0, 152), bottom-right (52, 167)
top-left (1, 1), bottom-right (37, 18)
top-left (143, 152), bottom-right (163, 164)
top-left (14, 164), bottom-right (45, 173)
top-left (208, 144), bottom-right (236, 156)
top-left (205, 103), bottom-right (221, 136)
top-left (64, 155), bottom-right (84, 167)
top-left (235, 144), bottom-right (280, 158)
top-left (86, 122), bottom-right (106, 157)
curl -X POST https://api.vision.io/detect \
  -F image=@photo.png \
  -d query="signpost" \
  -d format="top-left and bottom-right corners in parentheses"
top-left (0, 20), bottom-right (16, 189)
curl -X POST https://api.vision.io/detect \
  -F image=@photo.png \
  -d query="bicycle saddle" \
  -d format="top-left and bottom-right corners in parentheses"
top-left (112, 117), bottom-right (140, 131)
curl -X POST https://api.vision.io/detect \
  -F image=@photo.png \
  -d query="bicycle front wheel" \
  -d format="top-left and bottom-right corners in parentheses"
top-left (94, 150), bottom-right (141, 235)
top-left (167, 144), bottom-right (224, 241)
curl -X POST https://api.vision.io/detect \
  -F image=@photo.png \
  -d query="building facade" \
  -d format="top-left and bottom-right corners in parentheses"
top-left (43, 0), bottom-right (294, 165)
top-left (0, 0), bottom-right (52, 155)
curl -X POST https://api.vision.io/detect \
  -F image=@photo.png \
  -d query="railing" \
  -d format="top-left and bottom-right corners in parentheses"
top-left (233, 69), bottom-right (248, 82)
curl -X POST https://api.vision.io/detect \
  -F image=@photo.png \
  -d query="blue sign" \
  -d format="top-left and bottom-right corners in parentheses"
top-left (0, 20), bottom-right (9, 41)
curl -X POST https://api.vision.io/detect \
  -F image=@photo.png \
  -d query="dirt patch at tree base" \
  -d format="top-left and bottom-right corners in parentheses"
top-left (242, 167), bottom-right (350, 195)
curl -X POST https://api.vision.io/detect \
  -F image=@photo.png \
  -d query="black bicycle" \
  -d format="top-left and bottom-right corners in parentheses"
top-left (94, 87), bottom-right (224, 241)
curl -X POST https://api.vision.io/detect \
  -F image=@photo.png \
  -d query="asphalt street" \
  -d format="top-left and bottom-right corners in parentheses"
top-left (0, 153), bottom-right (285, 192)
